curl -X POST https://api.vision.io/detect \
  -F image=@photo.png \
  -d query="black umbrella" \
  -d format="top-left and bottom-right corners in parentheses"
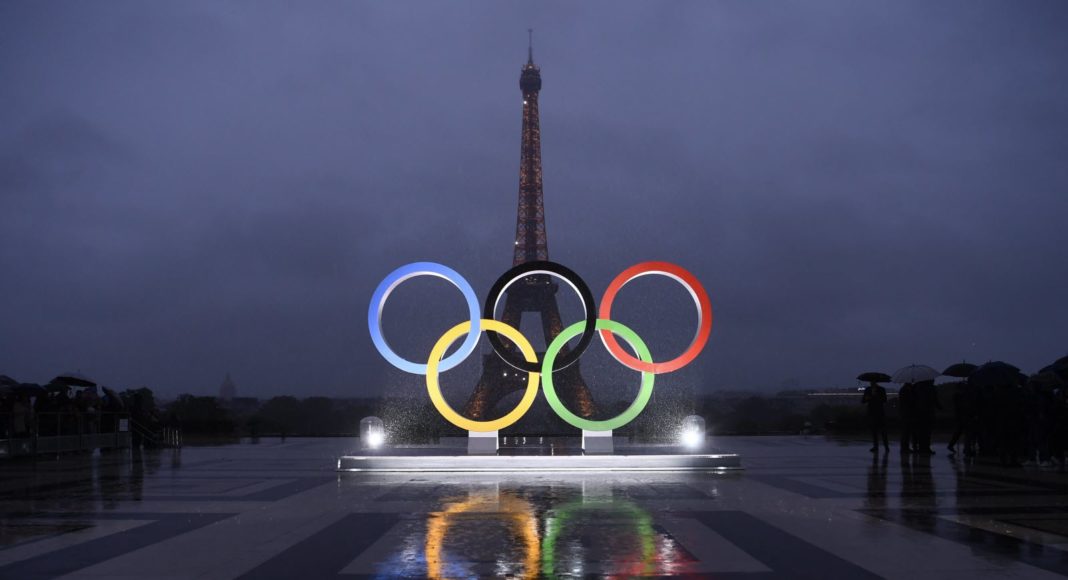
top-left (969, 361), bottom-right (1023, 389)
top-left (943, 362), bottom-right (978, 378)
top-left (0, 375), bottom-right (19, 388)
top-left (1040, 354), bottom-right (1068, 380)
top-left (1031, 371), bottom-right (1065, 390)
top-left (15, 383), bottom-right (44, 395)
top-left (45, 382), bottom-right (71, 393)
top-left (53, 372), bottom-right (96, 388)
top-left (857, 372), bottom-right (892, 383)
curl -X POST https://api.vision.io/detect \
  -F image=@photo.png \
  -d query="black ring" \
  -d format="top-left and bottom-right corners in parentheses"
top-left (483, 260), bottom-right (597, 373)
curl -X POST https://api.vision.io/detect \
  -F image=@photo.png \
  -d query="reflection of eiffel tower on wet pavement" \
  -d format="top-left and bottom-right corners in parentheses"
top-left (462, 34), bottom-right (595, 427)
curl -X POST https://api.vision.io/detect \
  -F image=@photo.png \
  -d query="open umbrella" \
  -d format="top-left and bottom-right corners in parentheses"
top-left (0, 375), bottom-right (16, 396)
top-left (53, 371), bottom-right (96, 388)
top-left (45, 382), bottom-right (71, 393)
top-left (15, 383), bottom-right (44, 395)
top-left (969, 361), bottom-right (1023, 389)
top-left (857, 372), bottom-right (892, 383)
top-left (1031, 371), bottom-right (1065, 390)
top-left (1040, 354), bottom-right (1068, 380)
top-left (892, 364), bottom-right (940, 384)
top-left (943, 362), bottom-right (978, 378)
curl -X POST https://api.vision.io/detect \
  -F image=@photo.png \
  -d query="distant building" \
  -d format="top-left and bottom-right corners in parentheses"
top-left (219, 373), bottom-right (236, 401)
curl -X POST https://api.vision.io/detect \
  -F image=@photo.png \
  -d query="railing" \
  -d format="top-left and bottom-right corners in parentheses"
top-left (161, 425), bottom-right (183, 448)
top-left (129, 417), bottom-right (182, 449)
top-left (0, 411), bottom-right (138, 458)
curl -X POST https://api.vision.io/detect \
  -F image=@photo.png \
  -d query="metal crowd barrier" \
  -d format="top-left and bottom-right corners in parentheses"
top-left (0, 411), bottom-right (134, 459)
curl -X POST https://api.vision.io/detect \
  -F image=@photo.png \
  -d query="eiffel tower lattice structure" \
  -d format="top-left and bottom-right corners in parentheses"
top-left (462, 33), bottom-right (596, 428)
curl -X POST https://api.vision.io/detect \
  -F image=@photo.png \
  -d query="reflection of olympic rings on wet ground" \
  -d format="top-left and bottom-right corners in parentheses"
top-left (369, 260), bottom-right (713, 432)
top-left (425, 493), bottom-right (540, 580)
top-left (422, 492), bottom-right (659, 579)
top-left (542, 498), bottom-right (657, 577)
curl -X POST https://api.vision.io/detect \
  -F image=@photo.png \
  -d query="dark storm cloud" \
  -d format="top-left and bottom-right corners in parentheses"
top-left (1, 1), bottom-right (1066, 398)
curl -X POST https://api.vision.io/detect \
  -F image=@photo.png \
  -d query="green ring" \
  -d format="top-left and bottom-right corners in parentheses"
top-left (541, 318), bottom-right (654, 431)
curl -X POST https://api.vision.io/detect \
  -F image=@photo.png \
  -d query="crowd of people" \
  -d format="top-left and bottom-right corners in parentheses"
top-left (861, 359), bottom-right (1068, 467)
top-left (0, 376), bottom-right (162, 447)
top-left (898, 380), bottom-right (943, 455)
top-left (943, 376), bottom-right (1068, 467)
top-left (0, 383), bottom-right (126, 439)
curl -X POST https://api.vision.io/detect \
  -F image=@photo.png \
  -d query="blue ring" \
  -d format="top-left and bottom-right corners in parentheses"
top-left (368, 262), bottom-right (481, 374)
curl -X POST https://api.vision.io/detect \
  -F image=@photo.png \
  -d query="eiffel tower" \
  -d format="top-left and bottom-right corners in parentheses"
top-left (462, 32), bottom-right (595, 429)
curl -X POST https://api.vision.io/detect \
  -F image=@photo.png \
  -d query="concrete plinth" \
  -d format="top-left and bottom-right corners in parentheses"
top-left (467, 430), bottom-right (498, 455)
top-left (582, 429), bottom-right (614, 454)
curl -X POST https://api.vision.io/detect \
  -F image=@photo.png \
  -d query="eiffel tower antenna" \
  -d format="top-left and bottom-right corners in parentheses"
top-left (527, 28), bottom-right (534, 64)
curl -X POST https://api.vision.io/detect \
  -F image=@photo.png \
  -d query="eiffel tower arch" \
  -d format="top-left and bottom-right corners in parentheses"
top-left (462, 35), bottom-right (596, 431)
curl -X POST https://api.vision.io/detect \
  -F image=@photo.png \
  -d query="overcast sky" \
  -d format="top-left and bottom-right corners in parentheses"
top-left (2, 1), bottom-right (1066, 401)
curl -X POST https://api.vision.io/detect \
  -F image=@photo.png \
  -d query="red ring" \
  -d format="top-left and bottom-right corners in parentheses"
top-left (598, 261), bottom-right (712, 374)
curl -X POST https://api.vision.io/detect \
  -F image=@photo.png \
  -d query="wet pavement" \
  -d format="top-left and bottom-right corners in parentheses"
top-left (2, 436), bottom-right (1068, 578)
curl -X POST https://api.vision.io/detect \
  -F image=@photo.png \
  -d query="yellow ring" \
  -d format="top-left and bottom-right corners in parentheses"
top-left (426, 318), bottom-right (539, 432)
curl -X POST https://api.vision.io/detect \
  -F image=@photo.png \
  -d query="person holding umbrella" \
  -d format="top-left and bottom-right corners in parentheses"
top-left (859, 372), bottom-right (891, 453)
top-left (898, 382), bottom-right (917, 453)
top-left (971, 361), bottom-right (1025, 466)
top-left (914, 379), bottom-right (942, 455)
top-left (892, 365), bottom-right (941, 454)
top-left (943, 362), bottom-right (979, 456)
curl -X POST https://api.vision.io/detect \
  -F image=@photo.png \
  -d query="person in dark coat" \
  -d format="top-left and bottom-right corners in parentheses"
top-left (993, 379), bottom-right (1025, 467)
top-left (914, 380), bottom-right (941, 455)
top-left (947, 380), bottom-right (979, 456)
top-left (898, 382), bottom-right (917, 454)
top-left (1021, 380), bottom-right (1053, 466)
top-left (1051, 386), bottom-right (1068, 466)
top-left (862, 381), bottom-right (890, 453)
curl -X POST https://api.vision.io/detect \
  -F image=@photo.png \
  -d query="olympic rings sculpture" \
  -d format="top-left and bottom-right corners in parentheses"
top-left (369, 260), bottom-right (713, 432)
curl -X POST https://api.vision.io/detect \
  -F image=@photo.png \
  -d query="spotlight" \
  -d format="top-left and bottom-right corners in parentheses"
top-left (679, 415), bottom-right (706, 449)
top-left (360, 416), bottom-right (386, 450)
top-left (681, 428), bottom-right (703, 448)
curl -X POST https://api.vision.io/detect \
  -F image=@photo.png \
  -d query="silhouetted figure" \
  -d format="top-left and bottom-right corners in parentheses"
top-left (898, 382), bottom-right (917, 454)
top-left (0, 394), bottom-right (12, 438)
top-left (11, 394), bottom-right (29, 437)
top-left (101, 391), bottom-right (124, 435)
top-left (993, 380), bottom-right (1024, 467)
top-left (247, 415), bottom-right (260, 441)
top-left (33, 393), bottom-right (52, 435)
top-left (947, 380), bottom-right (978, 456)
top-left (861, 381), bottom-right (889, 452)
top-left (1051, 386), bottom-right (1068, 466)
top-left (914, 380), bottom-right (941, 455)
top-left (1022, 380), bottom-right (1053, 466)
top-left (129, 391), bottom-right (151, 449)
top-left (54, 388), bottom-right (81, 438)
